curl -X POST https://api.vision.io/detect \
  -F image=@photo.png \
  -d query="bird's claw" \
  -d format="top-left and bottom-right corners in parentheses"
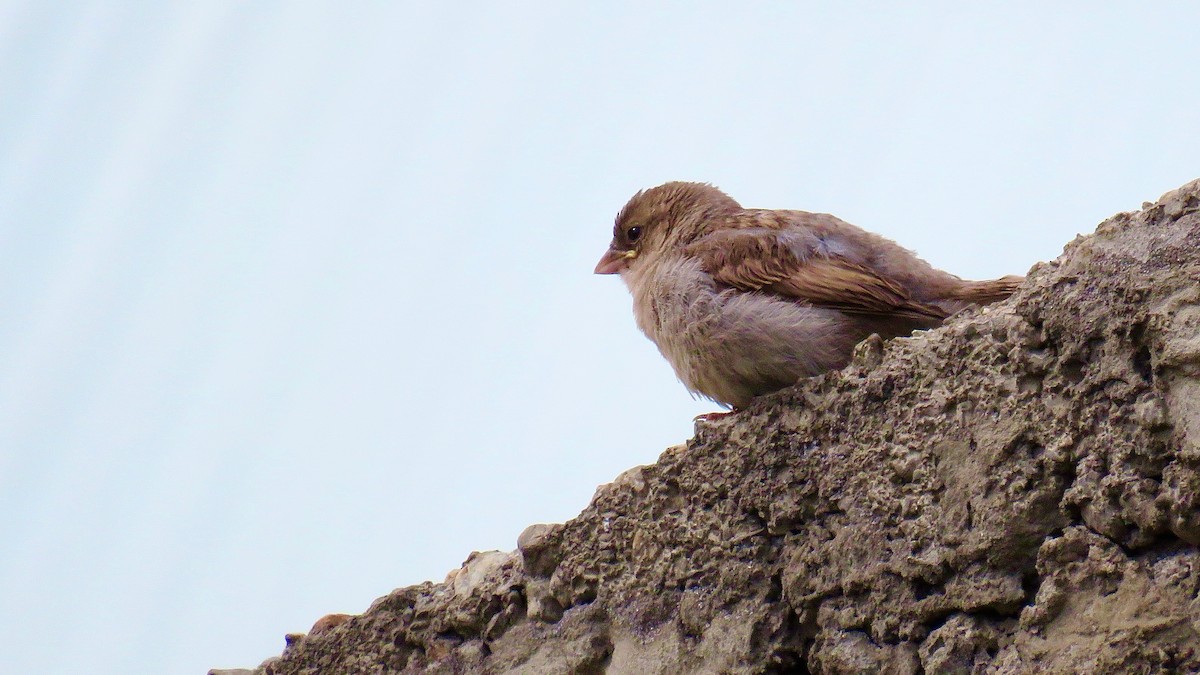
top-left (694, 408), bottom-right (740, 422)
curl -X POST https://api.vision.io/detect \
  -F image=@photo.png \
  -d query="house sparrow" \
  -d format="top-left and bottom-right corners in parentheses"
top-left (595, 182), bottom-right (1023, 409)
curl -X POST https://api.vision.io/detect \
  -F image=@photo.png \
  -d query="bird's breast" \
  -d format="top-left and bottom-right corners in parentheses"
top-left (622, 255), bottom-right (867, 407)
top-left (623, 257), bottom-right (743, 398)
top-left (625, 257), bottom-right (716, 346)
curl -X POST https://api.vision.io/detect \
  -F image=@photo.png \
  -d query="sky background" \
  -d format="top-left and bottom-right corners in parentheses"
top-left (1, 3), bottom-right (1198, 673)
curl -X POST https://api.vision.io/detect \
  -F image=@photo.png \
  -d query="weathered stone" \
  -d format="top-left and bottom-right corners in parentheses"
top-left (517, 523), bottom-right (565, 578)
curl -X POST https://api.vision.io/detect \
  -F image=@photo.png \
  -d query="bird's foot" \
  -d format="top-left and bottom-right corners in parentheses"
top-left (694, 408), bottom-right (740, 422)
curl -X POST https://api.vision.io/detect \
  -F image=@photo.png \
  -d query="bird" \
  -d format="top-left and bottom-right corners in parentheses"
top-left (594, 181), bottom-right (1023, 410)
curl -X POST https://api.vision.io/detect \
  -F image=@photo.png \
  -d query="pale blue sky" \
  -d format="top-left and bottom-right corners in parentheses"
top-left (1, 3), bottom-right (1197, 673)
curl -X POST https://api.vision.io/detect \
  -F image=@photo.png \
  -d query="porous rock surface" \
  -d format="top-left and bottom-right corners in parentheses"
top-left (230, 180), bottom-right (1200, 674)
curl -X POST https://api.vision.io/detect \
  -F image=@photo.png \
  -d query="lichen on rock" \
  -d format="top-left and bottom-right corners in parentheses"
top-left (225, 179), bottom-right (1200, 675)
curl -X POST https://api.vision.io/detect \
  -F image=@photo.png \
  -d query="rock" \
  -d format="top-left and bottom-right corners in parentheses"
top-left (309, 613), bottom-right (352, 637)
top-left (517, 523), bottom-right (564, 578)
top-left (226, 178), bottom-right (1200, 674)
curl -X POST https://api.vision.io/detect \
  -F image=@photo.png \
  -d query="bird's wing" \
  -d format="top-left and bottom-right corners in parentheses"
top-left (687, 228), bottom-right (948, 320)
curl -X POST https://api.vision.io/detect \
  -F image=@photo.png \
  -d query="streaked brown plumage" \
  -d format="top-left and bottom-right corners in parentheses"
top-left (595, 181), bottom-right (1023, 408)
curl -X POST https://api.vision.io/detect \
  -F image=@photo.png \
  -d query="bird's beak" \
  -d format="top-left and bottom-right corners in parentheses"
top-left (594, 248), bottom-right (635, 275)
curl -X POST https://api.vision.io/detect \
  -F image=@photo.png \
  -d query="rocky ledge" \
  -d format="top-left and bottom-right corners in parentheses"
top-left (218, 179), bottom-right (1200, 674)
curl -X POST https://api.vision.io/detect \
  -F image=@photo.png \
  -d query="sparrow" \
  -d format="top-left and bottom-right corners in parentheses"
top-left (595, 181), bottom-right (1023, 409)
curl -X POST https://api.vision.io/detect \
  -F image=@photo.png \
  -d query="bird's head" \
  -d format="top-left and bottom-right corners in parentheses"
top-left (594, 181), bottom-right (740, 275)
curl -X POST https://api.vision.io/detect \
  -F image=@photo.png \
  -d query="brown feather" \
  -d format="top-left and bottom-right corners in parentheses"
top-left (943, 275), bottom-right (1024, 304)
top-left (688, 229), bottom-right (948, 321)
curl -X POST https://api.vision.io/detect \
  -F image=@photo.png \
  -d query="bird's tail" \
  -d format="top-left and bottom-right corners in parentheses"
top-left (945, 275), bottom-right (1024, 305)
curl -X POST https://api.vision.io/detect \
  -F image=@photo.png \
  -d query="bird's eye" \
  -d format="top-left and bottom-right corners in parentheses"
top-left (627, 226), bottom-right (642, 242)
